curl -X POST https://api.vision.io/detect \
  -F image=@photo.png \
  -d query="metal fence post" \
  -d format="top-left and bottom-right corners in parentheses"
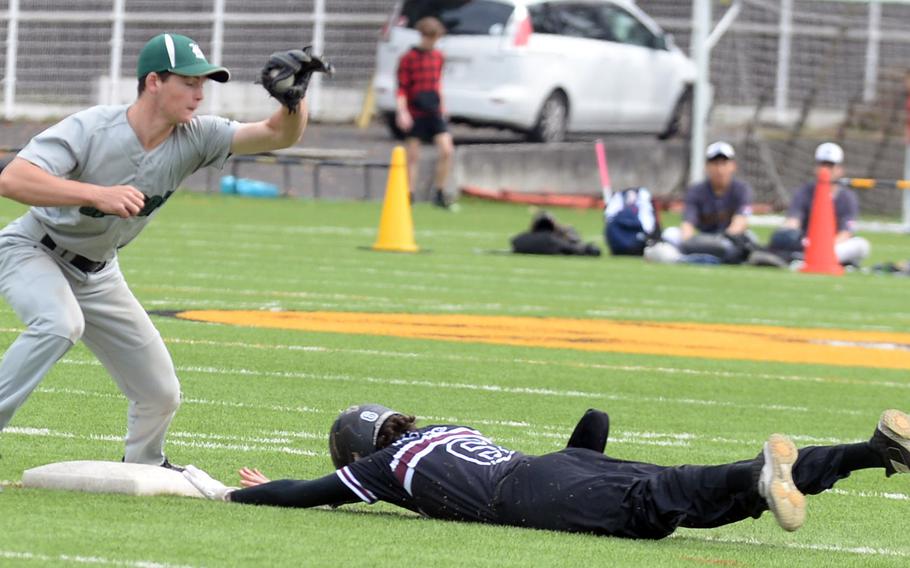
top-left (863, 0), bottom-right (881, 104)
top-left (775, 0), bottom-right (793, 123)
top-left (209, 0), bottom-right (226, 115)
top-left (689, 0), bottom-right (710, 185)
top-left (3, 0), bottom-right (20, 119)
top-left (108, 0), bottom-right (125, 105)
top-left (310, 0), bottom-right (326, 118)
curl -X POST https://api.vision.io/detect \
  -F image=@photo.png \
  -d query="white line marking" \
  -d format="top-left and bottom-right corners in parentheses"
top-left (829, 488), bottom-right (910, 501)
top-left (673, 534), bottom-right (910, 559)
top-left (0, 550), bottom-right (199, 567)
top-left (5, 425), bottom-right (319, 457)
top-left (7, 398), bottom-right (868, 457)
top-left (159, 337), bottom-right (910, 392)
top-left (51, 357), bottom-right (865, 416)
top-left (36, 385), bottom-right (320, 415)
top-left (2, 331), bottom-right (908, 394)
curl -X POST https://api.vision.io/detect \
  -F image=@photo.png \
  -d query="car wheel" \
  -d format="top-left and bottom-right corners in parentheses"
top-left (658, 88), bottom-right (692, 140)
top-left (527, 92), bottom-right (568, 143)
top-left (383, 111), bottom-right (406, 141)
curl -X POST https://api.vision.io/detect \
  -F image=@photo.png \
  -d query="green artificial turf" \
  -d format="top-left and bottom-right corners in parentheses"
top-left (0, 193), bottom-right (907, 567)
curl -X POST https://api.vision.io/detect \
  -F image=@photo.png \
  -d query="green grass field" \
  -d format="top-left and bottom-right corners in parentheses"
top-left (0, 193), bottom-right (908, 567)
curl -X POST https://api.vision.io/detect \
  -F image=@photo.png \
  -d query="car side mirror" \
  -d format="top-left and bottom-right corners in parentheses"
top-left (657, 32), bottom-right (675, 51)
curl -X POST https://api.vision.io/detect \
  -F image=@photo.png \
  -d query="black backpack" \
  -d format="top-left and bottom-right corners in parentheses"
top-left (511, 212), bottom-right (601, 256)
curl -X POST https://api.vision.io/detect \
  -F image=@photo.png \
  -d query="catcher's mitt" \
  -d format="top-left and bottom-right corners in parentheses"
top-left (259, 47), bottom-right (333, 113)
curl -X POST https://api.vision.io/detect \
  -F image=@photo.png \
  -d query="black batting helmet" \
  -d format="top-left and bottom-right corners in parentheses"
top-left (329, 403), bottom-right (401, 469)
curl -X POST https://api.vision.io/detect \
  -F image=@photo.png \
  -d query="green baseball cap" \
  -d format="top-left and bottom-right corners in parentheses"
top-left (137, 33), bottom-right (230, 83)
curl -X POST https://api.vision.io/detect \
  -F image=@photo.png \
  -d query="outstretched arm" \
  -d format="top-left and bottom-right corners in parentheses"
top-left (230, 47), bottom-right (332, 155)
top-left (230, 103), bottom-right (308, 156)
top-left (184, 465), bottom-right (358, 508)
top-left (566, 409), bottom-right (610, 453)
top-left (229, 471), bottom-right (358, 508)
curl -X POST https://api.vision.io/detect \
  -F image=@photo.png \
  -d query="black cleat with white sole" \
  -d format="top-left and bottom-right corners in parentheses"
top-left (870, 409), bottom-right (910, 477)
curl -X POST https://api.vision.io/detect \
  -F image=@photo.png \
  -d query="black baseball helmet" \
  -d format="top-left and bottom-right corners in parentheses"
top-left (329, 403), bottom-right (401, 468)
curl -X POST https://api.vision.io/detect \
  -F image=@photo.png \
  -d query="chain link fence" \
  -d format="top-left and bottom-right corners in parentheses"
top-left (638, 0), bottom-right (910, 215)
top-left (1, 0), bottom-right (394, 120)
top-left (0, 1), bottom-right (908, 213)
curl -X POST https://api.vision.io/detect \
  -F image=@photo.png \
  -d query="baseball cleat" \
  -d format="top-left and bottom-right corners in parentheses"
top-left (757, 433), bottom-right (805, 532)
top-left (160, 457), bottom-right (185, 473)
top-left (870, 409), bottom-right (910, 476)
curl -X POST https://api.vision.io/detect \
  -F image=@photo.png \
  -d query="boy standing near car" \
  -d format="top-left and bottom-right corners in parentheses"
top-left (395, 16), bottom-right (455, 209)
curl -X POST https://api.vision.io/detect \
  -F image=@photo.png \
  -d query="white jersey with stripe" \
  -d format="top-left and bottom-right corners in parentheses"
top-left (337, 425), bottom-right (525, 523)
top-left (8, 104), bottom-right (237, 261)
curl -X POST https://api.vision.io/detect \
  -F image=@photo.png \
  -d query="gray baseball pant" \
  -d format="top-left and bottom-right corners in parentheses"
top-left (0, 234), bottom-right (180, 465)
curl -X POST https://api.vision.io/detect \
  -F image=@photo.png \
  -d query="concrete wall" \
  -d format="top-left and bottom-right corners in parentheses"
top-left (452, 139), bottom-right (689, 197)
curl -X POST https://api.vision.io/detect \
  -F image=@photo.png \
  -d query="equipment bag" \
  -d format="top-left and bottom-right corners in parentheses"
top-left (604, 187), bottom-right (660, 256)
top-left (511, 211), bottom-right (601, 256)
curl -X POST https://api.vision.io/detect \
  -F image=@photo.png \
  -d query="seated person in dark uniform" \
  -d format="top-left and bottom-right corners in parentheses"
top-left (769, 142), bottom-right (870, 267)
top-left (662, 141), bottom-right (755, 264)
top-left (184, 403), bottom-right (910, 540)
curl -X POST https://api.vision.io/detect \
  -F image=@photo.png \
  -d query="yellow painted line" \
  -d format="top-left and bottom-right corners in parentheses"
top-left (175, 310), bottom-right (910, 370)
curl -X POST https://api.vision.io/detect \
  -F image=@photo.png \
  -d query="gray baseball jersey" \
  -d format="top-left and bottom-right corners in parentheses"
top-left (12, 104), bottom-right (236, 261)
top-left (0, 104), bottom-right (237, 465)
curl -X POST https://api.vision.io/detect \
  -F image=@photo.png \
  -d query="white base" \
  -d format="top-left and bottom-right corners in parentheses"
top-left (21, 460), bottom-right (203, 498)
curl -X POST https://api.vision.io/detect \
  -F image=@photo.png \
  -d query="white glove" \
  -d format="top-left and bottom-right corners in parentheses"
top-left (183, 465), bottom-right (236, 501)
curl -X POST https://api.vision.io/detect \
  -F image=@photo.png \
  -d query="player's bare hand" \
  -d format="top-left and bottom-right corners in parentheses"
top-left (239, 467), bottom-right (271, 487)
top-left (92, 185), bottom-right (146, 218)
top-left (396, 110), bottom-right (413, 132)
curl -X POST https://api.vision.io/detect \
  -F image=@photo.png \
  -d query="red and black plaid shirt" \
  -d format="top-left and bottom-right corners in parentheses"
top-left (397, 47), bottom-right (444, 117)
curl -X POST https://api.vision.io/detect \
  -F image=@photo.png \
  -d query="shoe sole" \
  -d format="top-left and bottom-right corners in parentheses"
top-left (880, 409), bottom-right (910, 474)
top-left (762, 434), bottom-right (806, 532)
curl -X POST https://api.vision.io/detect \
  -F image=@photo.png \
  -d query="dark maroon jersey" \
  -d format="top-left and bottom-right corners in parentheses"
top-left (338, 425), bottom-right (524, 523)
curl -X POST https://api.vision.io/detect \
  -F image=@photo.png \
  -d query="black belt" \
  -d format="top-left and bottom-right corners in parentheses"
top-left (40, 235), bottom-right (107, 273)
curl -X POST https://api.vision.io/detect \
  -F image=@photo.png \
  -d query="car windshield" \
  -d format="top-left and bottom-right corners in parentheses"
top-left (402, 0), bottom-right (515, 35)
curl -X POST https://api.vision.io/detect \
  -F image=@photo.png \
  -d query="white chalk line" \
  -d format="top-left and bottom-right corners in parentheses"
top-left (5, 425), bottom-right (318, 457)
top-left (673, 534), bottom-right (910, 559)
top-left (829, 488), bottom-right (910, 502)
top-left (154, 221), bottom-right (500, 240)
top-left (0, 550), bottom-right (198, 568)
top-left (125, 283), bottom-right (550, 314)
top-left (156, 336), bottom-right (910, 391)
top-left (124, 244), bottom-right (907, 303)
top-left (0, 326), bottom-right (906, 394)
top-left (37, 385), bottom-right (321, 415)
top-left (13, 389), bottom-right (871, 454)
top-left (129, 269), bottom-right (910, 326)
top-left (41, 356), bottom-right (876, 418)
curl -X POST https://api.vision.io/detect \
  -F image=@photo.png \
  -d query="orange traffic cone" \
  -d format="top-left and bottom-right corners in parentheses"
top-left (372, 146), bottom-right (419, 253)
top-left (800, 167), bottom-right (843, 275)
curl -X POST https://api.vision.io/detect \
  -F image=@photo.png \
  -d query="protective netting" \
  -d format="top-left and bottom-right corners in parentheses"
top-left (1, 1), bottom-right (908, 213)
top-left (638, 0), bottom-right (910, 214)
top-left (3, 1), bottom-right (393, 109)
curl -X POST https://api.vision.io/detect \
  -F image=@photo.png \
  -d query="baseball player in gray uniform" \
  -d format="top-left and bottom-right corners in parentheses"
top-left (0, 33), bottom-right (331, 467)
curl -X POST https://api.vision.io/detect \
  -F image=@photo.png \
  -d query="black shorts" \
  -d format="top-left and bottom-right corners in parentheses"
top-left (407, 114), bottom-right (448, 144)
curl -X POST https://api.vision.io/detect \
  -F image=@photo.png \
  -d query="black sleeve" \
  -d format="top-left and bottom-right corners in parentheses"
top-left (565, 409), bottom-right (610, 453)
top-left (228, 472), bottom-right (359, 508)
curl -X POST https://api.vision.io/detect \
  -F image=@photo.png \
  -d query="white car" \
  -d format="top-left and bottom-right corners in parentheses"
top-left (374, 0), bottom-right (697, 142)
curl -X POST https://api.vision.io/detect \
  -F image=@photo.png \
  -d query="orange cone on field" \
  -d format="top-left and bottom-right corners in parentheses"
top-left (372, 146), bottom-right (419, 253)
top-left (800, 167), bottom-right (843, 275)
